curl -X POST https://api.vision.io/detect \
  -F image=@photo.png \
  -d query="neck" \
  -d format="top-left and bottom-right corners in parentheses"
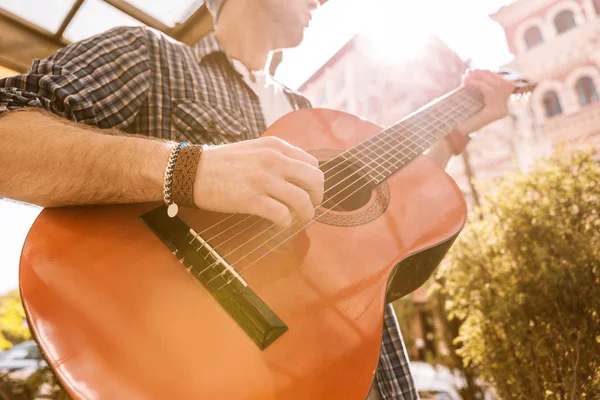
top-left (214, 16), bottom-right (273, 72)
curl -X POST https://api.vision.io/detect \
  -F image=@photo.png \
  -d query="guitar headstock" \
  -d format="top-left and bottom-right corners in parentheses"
top-left (496, 68), bottom-right (537, 95)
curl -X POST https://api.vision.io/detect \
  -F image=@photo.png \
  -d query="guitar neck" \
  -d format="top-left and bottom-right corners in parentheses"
top-left (341, 86), bottom-right (484, 185)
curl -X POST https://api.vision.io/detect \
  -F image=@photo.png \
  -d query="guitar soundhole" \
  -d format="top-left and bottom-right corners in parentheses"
top-left (320, 158), bottom-right (373, 212)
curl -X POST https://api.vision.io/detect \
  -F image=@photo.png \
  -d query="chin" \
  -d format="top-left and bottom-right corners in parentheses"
top-left (281, 31), bottom-right (305, 49)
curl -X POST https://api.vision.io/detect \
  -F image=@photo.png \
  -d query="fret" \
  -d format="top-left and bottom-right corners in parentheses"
top-left (354, 153), bottom-right (386, 184)
top-left (435, 118), bottom-right (453, 132)
top-left (393, 130), bottom-right (420, 152)
top-left (373, 164), bottom-right (390, 179)
top-left (370, 139), bottom-right (401, 171)
top-left (339, 150), bottom-right (382, 184)
top-left (392, 129), bottom-right (428, 153)
top-left (338, 86), bottom-right (485, 185)
top-left (390, 141), bottom-right (417, 161)
top-left (381, 134), bottom-right (417, 170)
top-left (363, 151), bottom-right (389, 176)
top-left (379, 134), bottom-right (410, 169)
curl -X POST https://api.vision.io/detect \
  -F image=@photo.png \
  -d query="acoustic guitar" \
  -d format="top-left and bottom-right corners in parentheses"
top-left (19, 71), bottom-right (534, 399)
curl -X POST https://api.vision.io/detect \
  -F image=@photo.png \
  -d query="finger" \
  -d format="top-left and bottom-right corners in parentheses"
top-left (469, 79), bottom-right (509, 118)
top-left (467, 69), bottom-right (498, 87)
top-left (282, 159), bottom-right (324, 206)
top-left (467, 78), bottom-right (497, 109)
top-left (464, 74), bottom-right (494, 98)
top-left (468, 70), bottom-right (515, 96)
top-left (263, 136), bottom-right (319, 167)
top-left (249, 196), bottom-right (292, 227)
top-left (281, 145), bottom-right (319, 168)
top-left (267, 180), bottom-right (315, 223)
top-left (461, 68), bottom-right (473, 86)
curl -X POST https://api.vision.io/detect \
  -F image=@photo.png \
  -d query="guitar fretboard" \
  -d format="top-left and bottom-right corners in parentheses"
top-left (340, 86), bottom-right (484, 185)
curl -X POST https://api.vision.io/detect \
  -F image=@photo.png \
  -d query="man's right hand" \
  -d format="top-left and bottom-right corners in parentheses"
top-left (193, 137), bottom-right (325, 227)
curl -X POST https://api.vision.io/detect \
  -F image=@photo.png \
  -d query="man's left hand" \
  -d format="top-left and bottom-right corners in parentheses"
top-left (456, 69), bottom-right (516, 135)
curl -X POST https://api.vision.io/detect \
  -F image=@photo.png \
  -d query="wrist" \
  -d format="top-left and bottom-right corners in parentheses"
top-left (444, 128), bottom-right (471, 155)
top-left (163, 143), bottom-right (204, 217)
top-left (436, 137), bottom-right (454, 159)
top-left (142, 140), bottom-right (176, 203)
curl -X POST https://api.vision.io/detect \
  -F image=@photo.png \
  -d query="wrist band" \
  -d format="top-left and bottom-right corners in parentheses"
top-left (444, 129), bottom-right (471, 155)
top-left (164, 142), bottom-right (188, 217)
top-left (172, 144), bottom-right (203, 209)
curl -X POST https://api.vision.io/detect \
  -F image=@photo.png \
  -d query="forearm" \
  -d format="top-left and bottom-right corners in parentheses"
top-left (425, 119), bottom-right (477, 169)
top-left (425, 138), bottom-right (454, 170)
top-left (0, 109), bottom-right (173, 207)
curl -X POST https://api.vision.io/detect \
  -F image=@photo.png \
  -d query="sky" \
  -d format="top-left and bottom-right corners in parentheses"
top-left (275, 0), bottom-right (517, 89)
top-left (0, 0), bottom-right (517, 295)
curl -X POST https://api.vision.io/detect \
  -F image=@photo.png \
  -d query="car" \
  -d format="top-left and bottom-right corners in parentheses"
top-left (0, 340), bottom-right (47, 373)
top-left (410, 361), bottom-right (463, 400)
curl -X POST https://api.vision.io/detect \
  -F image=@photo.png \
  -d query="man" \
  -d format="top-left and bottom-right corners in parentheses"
top-left (0, 0), bottom-right (514, 398)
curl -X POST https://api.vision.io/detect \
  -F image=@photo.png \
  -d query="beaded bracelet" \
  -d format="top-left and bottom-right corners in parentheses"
top-left (164, 142), bottom-right (188, 217)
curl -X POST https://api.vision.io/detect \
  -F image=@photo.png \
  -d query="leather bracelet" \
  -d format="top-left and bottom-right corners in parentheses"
top-left (172, 144), bottom-right (203, 210)
top-left (444, 129), bottom-right (471, 155)
top-left (164, 142), bottom-right (188, 217)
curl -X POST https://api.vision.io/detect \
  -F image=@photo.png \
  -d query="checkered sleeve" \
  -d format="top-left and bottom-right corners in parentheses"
top-left (0, 26), bottom-right (151, 130)
top-left (376, 304), bottom-right (420, 400)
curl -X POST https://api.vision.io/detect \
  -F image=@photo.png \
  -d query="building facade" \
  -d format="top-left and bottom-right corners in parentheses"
top-left (491, 0), bottom-right (600, 152)
top-left (437, 0), bottom-right (600, 211)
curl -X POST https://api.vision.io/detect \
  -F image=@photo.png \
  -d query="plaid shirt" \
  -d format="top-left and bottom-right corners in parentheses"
top-left (0, 26), bottom-right (418, 400)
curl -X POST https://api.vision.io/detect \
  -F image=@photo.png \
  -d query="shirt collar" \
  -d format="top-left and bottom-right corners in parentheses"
top-left (192, 32), bottom-right (282, 89)
top-left (192, 32), bottom-right (231, 63)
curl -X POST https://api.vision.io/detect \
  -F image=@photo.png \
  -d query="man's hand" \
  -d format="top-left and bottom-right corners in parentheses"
top-left (455, 69), bottom-right (516, 135)
top-left (193, 137), bottom-right (324, 227)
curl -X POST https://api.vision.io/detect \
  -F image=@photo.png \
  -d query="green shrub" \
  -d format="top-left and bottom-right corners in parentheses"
top-left (437, 149), bottom-right (600, 399)
top-left (0, 291), bottom-right (30, 350)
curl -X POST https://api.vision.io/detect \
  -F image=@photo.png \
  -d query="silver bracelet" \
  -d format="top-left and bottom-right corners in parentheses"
top-left (163, 141), bottom-right (188, 217)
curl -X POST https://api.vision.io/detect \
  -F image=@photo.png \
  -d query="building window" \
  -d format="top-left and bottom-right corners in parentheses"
top-left (543, 91), bottom-right (563, 117)
top-left (554, 10), bottom-right (577, 34)
top-left (576, 77), bottom-right (599, 106)
top-left (524, 26), bottom-right (544, 49)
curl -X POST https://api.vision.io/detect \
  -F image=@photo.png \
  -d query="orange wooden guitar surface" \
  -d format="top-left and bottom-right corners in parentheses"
top-left (20, 107), bottom-right (467, 399)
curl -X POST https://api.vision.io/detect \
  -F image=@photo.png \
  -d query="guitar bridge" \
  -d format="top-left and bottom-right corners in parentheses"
top-left (141, 206), bottom-right (288, 350)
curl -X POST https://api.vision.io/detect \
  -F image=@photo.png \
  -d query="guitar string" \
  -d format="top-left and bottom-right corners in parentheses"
top-left (207, 91), bottom-right (482, 288)
top-left (190, 115), bottom-right (428, 245)
top-left (196, 85), bottom-right (481, 250)
top-left (197, 90), bottom-right (483, 285)
top-left (212, 132), bottom-right (451, 292)
top-left (194, 94), bottom-right (469, 275)
top-left (190, 81), bottom-right (524, 243)
top-left (196, 118), bottom-right (437, 249)
top-left (188, 86), bottom-right (479, 242)
top-left (195, 125), bottom-right (425, 260)
top-left (194, 88), bottom-right (481, 279)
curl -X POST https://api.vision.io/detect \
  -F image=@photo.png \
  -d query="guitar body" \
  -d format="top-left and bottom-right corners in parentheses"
top-left (19, 109), bottom-right (466, 399)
